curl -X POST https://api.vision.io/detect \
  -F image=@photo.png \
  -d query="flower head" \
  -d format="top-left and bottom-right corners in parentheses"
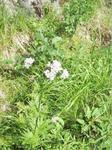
top-left (61, 69), bottom-right (69, 79)
top-left (24, 57), bottom-right (35, 69)
top-left (51, 60), bottom-right (62, 73)
top-left (52, 116), bottom-right (60, 123)
top-left (44, 69), bottom-right (56, 81)
top-left (44, 60), bottom-right (62, 80)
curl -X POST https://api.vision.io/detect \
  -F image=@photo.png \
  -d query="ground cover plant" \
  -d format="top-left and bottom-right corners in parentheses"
top-left (0, 0), bottom-right (112, 149)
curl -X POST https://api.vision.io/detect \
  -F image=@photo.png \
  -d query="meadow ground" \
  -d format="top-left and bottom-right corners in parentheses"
top-left (0, 0), bottom-right (112, 149)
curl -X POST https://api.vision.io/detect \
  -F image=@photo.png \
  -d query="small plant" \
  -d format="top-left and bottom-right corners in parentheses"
top-left (63, 0), bottom-right (99, 35)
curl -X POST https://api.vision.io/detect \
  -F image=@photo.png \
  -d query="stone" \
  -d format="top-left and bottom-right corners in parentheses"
top-left (1, 0), bottom-right (62, 17)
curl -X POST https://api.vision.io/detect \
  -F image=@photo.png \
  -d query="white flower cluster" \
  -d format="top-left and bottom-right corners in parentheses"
top-left (24, 57), bottom-right (35, 69)
top-left (44, 60), bottom-right (69, 80)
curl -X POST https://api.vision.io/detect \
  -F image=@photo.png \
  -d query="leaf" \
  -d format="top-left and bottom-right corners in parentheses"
top-left (82, 124), bottom-right (89, 132)
top-left (77, 119), bottom-right (85, 125)
top-left (92, 108), bottom-right (101, 117)
top-left (85, 105), bottom-right (91, 119)
top-left (52, 36), bottom-right (62, 45)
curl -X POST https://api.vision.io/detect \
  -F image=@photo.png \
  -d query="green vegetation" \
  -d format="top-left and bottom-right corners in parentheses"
top-left (0, 0), bottom-right (112, 149)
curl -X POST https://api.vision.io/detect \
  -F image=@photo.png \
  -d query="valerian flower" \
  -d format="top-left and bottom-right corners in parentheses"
top-left (44, 60), bottom-right (62, 80)
top-left (24, 57), bottom-right (35, 69)
top-left (51, 60), bottom-right (63, 73)
top-left (44, 69), bottom-right (56, 81)
top-left (44, 60), bottom-right (70, 80)
top-left (52, 116), bottom-right (60, 123)
top-left (61, 69), bottom-right (69, 79)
